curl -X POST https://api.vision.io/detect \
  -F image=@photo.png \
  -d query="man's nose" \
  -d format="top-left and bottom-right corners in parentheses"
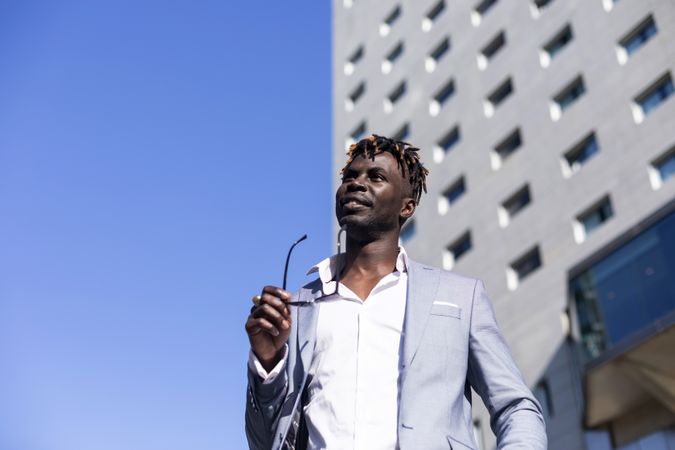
top-left (346, 175), bottom-right (367, 191)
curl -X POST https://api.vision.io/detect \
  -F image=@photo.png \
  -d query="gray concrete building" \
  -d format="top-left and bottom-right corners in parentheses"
top-left (332, 1), bottom-right (675, 449)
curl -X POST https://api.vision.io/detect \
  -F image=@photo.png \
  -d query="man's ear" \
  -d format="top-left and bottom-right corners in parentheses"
top-left (400, 197), bottom-right (416, 221)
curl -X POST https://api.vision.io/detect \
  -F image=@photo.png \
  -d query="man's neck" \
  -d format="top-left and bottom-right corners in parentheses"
top-left (339, 231), bottom-right (400, 301)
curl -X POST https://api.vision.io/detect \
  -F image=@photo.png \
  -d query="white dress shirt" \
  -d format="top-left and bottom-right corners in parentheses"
top-left (249, 248), bottom-right (409, 450)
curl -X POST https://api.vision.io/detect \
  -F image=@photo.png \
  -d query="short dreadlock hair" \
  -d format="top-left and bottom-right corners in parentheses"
top-left (342, 134), bottom-right (429, 205)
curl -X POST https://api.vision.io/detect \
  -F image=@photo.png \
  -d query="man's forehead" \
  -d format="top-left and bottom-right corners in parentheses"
top-left (345, 151), bottom-right (399, 170)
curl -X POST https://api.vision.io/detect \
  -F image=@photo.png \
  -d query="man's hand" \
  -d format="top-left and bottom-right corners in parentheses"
top-left (245, 286), bottom-right (292, 372)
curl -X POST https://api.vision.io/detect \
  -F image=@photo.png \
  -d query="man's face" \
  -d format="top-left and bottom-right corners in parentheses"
top-left (335, 152), bottom-right (415, 238)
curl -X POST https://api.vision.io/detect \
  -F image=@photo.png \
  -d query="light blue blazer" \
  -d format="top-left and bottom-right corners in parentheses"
top-left (245, 259), bottom-right (547, 450)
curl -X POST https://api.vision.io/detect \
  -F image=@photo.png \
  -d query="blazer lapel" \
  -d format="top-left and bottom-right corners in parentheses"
top-left (402, 260), bottom-right (440, 369)
top-left (295, 281), bottom-right (323, 374)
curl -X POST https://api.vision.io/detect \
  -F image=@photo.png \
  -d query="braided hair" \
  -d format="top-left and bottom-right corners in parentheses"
top-left (342, 134), bottom-right (429, 205)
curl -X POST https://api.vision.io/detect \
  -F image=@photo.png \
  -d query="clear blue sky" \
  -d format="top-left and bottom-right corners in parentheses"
top-left (0, 2), bottom-right (331, 449)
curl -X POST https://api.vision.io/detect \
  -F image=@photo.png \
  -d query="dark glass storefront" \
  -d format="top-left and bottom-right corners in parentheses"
top-left (570, 207), bottom-right (675, 359)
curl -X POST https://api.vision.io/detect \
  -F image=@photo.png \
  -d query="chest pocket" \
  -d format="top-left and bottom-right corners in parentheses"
top-left (427, 302), bottom-right (465, 353)
top-left (430, 302), bottom-right (461, 318)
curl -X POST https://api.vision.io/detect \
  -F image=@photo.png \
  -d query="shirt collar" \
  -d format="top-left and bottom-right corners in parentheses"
top-left (306, 247), bottom-right (409, 284)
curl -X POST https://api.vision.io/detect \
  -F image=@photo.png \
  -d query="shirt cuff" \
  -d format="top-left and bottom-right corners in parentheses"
top-left (248, 345), bottom-right (288, 384)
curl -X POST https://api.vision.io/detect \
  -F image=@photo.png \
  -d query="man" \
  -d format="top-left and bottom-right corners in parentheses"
top-left (245, 135), bottom-right (547, 449)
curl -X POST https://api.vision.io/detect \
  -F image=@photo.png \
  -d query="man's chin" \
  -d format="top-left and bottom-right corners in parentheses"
top-left (337, 213), bottom-right (369, 230)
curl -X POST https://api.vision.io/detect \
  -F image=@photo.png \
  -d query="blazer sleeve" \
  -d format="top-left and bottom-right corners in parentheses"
top-left (244, 362), bottom-right (288, 450)
top-left (466, 280), bottom-right (548, 450)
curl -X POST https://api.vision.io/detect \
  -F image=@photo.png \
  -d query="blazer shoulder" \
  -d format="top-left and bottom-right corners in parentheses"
top-left (291, 277), bottom-right (322, 301)
top-left (408, 258), bottom-right (479, 288)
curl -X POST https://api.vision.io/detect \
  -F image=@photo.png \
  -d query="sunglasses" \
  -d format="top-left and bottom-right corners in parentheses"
top-left (283, 226), bottom-right (347, 306)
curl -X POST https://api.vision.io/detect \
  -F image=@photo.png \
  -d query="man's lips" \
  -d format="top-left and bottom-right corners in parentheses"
top-left (340, 195), bottom-right (372, 208)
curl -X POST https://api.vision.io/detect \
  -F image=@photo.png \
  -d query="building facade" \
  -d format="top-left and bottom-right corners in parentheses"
top-left (332, 1), bottom-right (675, 449)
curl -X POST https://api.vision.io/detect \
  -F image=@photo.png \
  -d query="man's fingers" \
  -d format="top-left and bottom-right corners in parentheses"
top-left (252, 303), bottom-right (290, 330)
top-left (249, 317), bottom-right (281, 337)
top-left (261, 293), bottom-right (291, 318)
top-left (262, 285), bottom-right (291, 301)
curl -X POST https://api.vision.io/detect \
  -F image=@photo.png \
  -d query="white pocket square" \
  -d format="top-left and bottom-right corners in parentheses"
top-left (430, 301), bottom-right (461, 318)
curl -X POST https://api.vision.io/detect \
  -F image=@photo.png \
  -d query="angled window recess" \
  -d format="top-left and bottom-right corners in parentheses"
top-left (422, 0), bottom-right (446, 32)
top-left (573, 196), bottom-right (613, 243)
top-left (498, 184), bottom-right (531, 228)
top-left (471, 0), bottom-right (498, 27)
top-left (550, 75), bottom-right (585, 121)
top-left (380, 5), bottom-right (402, 37)
top-left (400, 218), bottom-right (416, 243)
top-left (429, 78), bottom-right (455, 116)
top-left (345, 81), bottom-right (366, 112)
top-left (392, 122), bottom-right (409, 142)
top-left (632, 72), bottom-right (674, 123)
top-left (617, 15), bottom-right (657, 64)
top-left (384, 81), bottom-right (406, 113)
top-left (473, 420), bottom-right (485, 450)
top-left (443, 231), bottom-right (472, 270)
top-left (382, 41), bottom-right (404, 74)
top-left (345, 120), bottom-right (367, 148)
top-left (438, 175), bottom-right (466, 215)
top-left (425, 36), bottom-right (450, 73)
top-left (533, 380), bottom-right (555, 420)
top-left (434, 125), bottom-right (461, 163)
top-left (648, 145), bottom-right (675, 190)
top-left (561, 132), bottom-right (599, 178)
top-left (491, 128), bottom-right (522, 170)
top-left (602, 0), bottom-right (618, 12)
top-left (540, 24), bottom-right (573, 68)
top-left (477, 30), bottom-right (506, 71)
top-left (344, 45), bottom-right (364, 76)
top-left (530, 0), bottom-right (555, 19)
top-left (507, 246), bottom-right (542, 291)
top-left (484, 77), bottom-right (513, 118)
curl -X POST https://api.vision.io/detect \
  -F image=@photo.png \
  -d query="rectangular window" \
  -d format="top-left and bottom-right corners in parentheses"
top-left (633, 73), bottom-right (674, 123)
top-left (422, 0), bottom-right (446, 32)
top-left (648, 146), bottom-right (675, 190)
top-left (384, 81), bottom-right (406, 113)
top-left (491, 128), bottom-right (522, 170)
top-left (533, 380), bottom-right (554, 420)
top-left (345, 81), bottom-right (365, 111)
top-left (382, 41), bottom-right (404, 74)
top-left (499, 184), bottom-right (531, 227)
top-left (346, 120), bottom-right (367, 148)
top-left (473, 420), bottom-right (485, 450)
top-left (434, 125), bottom-right (461, 163)
top-left (477, 31), bottom-right (506, 70)
top-left (541, 24), bottom-right (573, 67)
top-left (562, 132), bottom-right (598, 177)
top-left (618, 15), bottom-right (657, 64)
top-left (507, 246), bottom-right (542, 290)
top-left (392, 122), bottom-right (409, 142)
top-left (380, 5), bottom-right (402, 37)
top-left (344, 45), bottom-right (364, 76)
top-left (530, 0), bottom-right (554, 18)
top-left (472, 0), bottom-right (498, 26)
top-left (574, 196), bottom-right (613, 243)
top-left (425, 36), bottom-right (451, 72)
top-left (429, 78), bottom-right (455, 116)
top-left (443, 231), bottom-right (472, 270)
top-left (551, 75), bottom-right (585, 120)
top-left (438, 176), bottom-right (466, 215)
top-left (484, 77), bottom-right (513, 117)
top-left (602, 0), bottom-right (617, 12)
top-left (400, 218), bottom-right (415, 243)
top-left (569, 207), bottom-right (675, 359)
